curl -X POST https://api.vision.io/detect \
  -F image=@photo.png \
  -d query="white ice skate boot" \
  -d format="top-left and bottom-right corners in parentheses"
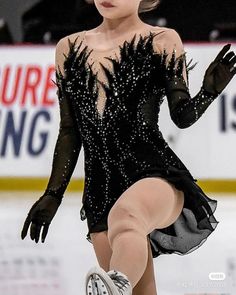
top-left (85, 266), bottom-right (132, 295)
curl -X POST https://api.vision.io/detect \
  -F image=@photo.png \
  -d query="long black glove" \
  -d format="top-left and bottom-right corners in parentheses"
top-left (165, 44), bottom-right (236, 128)
top-left (21, 75), bottom-right (82, 243)
top-left (21, 194), bottom-right (61, 243)
top-left (202, 44), bottom-right (236, 95)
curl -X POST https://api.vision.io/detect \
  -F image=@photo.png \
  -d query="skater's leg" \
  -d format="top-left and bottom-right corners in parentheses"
top-left (90, 231), bottom-right (112, 272)
top-left (132, 236), bottom-right (158, 295)
top-left (107, 177), bottom-right (184, 288)
top-left (90, 231), bottom-right (158, 295)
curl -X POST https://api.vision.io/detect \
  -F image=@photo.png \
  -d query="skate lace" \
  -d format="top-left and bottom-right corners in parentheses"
top-left (109, 271), bottom-right (130, 294)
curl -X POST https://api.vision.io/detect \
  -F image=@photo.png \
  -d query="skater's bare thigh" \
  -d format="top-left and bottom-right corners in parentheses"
top-left (110, 177), bottom-right (184, 233)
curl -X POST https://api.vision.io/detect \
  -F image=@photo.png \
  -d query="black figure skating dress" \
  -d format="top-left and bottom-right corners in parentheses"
top-left (45, 27), bottom-right (219, 258)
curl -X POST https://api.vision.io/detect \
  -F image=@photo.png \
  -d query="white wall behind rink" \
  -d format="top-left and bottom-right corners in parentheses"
top-left (0, 43), bottom-right (235, 179)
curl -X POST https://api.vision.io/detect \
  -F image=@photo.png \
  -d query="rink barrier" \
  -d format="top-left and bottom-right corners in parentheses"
top-left (0, 177), bottom-right (84, 192)
top-left (0, 178), bottom-right (235, 193)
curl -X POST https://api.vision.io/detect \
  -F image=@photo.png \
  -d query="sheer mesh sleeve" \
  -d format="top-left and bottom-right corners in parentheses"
top-left (42, 38), bottom-right (82, 201)
top-left (154, 29), bottom-right (218, 129)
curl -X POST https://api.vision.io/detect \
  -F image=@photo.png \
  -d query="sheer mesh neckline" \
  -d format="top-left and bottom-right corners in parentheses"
top-left (81, 27), bottom-right (160, 53)
top-left (77, 28), bottom-right (161, 119)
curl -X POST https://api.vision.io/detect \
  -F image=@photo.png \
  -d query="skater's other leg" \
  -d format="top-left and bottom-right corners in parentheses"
top-left (90, 231), bottom-right (112, 272)
top-left (107, 177), bottom-right (184, 288)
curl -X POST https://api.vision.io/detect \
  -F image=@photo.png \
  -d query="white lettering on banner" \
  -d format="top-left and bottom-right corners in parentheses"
top-left (0, 44), bottom-right (235, 178)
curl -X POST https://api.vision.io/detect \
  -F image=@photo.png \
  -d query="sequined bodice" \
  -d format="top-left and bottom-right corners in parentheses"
top-left (53, 29), bottom-right (216, 227)
top-left (74, 30), bottom-right (162, 119)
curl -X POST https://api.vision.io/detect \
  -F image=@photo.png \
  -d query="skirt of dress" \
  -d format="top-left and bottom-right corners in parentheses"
top-left (81, 166), bottom-right (219, 259)
top-left (147, 169), bottom-right (219, 258)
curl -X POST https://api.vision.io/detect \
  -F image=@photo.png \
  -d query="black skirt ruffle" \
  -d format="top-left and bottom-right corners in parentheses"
top-left (146, 169), bottom-right (219, 258)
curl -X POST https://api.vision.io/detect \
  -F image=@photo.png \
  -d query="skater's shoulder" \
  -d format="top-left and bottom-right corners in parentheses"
top-left (55, 31), bottom-right (86, 73)
top-left (151, 26), bottom-right (183, 43)
top-left (151, 26), bottom-right (184, 56)
top-left (56, 31), bottom-right (85, 53)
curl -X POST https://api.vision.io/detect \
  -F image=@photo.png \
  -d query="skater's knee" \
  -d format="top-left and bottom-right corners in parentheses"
top-left (108, 202), bottom-right (131, 224)
top-left (108, 202), bottom-right (145, 228)
top-left (107, 206), bottom-right (148, 247)
top-left (107, 224), bottom-right (146, 249)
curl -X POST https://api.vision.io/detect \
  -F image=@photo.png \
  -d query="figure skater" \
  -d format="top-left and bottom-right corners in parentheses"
top-left (21, 0), bottom-right (236, 294)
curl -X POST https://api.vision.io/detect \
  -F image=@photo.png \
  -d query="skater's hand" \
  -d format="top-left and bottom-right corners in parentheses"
top-left (21, 195), bottom-right (61, 243)
top-left (202, 44), bottom-right (236, 95)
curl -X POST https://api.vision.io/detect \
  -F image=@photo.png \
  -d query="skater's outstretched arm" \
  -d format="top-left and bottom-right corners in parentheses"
top-left (157, 29), bottom-right (236, 129)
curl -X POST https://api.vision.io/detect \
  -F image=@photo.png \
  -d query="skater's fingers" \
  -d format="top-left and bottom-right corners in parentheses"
top-left (214, 44), bottom-right (231, 63)
top-left (221, 51), bottom-right (235, 64)
top-left (30, 222), bottom-right (37, 240)
top-left (21, 215), bottom-right (31, 240)
top-left (34, 224), bottom-right (42, 243)
top-left (41, 223), bottom-right (50, 243)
